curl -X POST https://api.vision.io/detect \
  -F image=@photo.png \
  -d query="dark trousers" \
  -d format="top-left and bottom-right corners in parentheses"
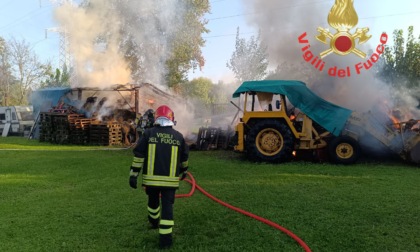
top-left (146, 187), bottom-right (176, 238)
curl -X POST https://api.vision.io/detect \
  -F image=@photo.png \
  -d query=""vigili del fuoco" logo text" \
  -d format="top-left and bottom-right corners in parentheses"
top-left (298, 0), bottom-right (388, 77)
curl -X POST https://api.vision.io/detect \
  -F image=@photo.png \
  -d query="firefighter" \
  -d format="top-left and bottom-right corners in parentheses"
top-left (134, 112), bottom-right (143, 141)
top-left (142, 109), bottom-right (155, 128)
top-left (136, 109), bottom-right (155, 139)
top-left (129, 105), bottom-right (189, 249)
top-left (134, 112), bottom-right (142, 128)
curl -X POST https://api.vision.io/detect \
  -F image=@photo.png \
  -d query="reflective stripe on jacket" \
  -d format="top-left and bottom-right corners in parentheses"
top-left (133, 126), bottom-right (189, 188)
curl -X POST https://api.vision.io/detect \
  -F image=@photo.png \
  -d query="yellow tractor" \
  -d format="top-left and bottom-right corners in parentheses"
top-left (231, 80), bottom-right (420, 164)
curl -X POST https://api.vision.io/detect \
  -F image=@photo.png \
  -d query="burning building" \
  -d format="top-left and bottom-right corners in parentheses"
top-left (30, 83), bottom-right (185, 146)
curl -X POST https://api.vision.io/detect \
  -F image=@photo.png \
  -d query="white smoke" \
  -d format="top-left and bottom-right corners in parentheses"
top-left (54, 1), bottom-right (131, 88)
top-left (52, 0), bottom-right (201, 136)
top-left (53, 0), bottom-right (187, 88)
top-left (239, 0), bottom-right (414, 115)
top-left (238, 0), bottom-right (420, 156)
top-left (115, 0), bottom-right (187, 85)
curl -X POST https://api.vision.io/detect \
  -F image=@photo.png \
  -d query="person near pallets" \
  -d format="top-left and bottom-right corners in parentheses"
top-left (129, 105), bottom-right (189, 249)
top-left (135, 109), bottom-right (155, 140)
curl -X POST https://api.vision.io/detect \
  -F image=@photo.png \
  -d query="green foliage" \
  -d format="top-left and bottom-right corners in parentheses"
top-left (123, 38), bottom-right (143, 83)
top-left (117, 0), bottom-right (210, 88)
top-left (164, 0), bottom-right (210, 88)
top-left (266, 62), bottom-right (320, 84)
top-left (379, 26), bottom-right (420, 89)
top-left (39, 66), bottom-right (71, 88)
top-left (0, 138), bottom-right (419, 251)
top-left (227, 27), bottom-right (269, 82)
top-left (0, 137), bottom-right (117, 150)
top-left (210, 82), bottom-right (231, 104)
top-left (182, 78), bottom-right (231, 116)
top-left (182, 77), bottom-right (214, 104)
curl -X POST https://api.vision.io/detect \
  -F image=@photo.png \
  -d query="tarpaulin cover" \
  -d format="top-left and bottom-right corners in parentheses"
top-left (232, 80), bottom-right (352, 136)
top-left (31, 87), bottom-right (72, 116)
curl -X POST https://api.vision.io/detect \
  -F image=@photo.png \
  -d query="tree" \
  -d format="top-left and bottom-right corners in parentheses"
top-left (55, 0), bottom-right (209, 89)
top-left (0, 36), bottom-right (13, 106)
top-left (227, 27), bottom-right (269, 82)
top-left (40, 65), bottom-right (71, 88)
top-left (266, 62), bottom-right (319, 84)
top-left (182, 77), bottom-right (213, 104)
top-left (211, 81), bottom-right (230, 104)
top-left (112, 0), bottom-right (210, 88)
top-left (182, 77), bottom-right (231, 116)
top-left (7, 37), bottom-right (49, 104)
top-left (378, 26), bottom-right (420, 89)
top-left (164, 0), bottom-right (210, 89)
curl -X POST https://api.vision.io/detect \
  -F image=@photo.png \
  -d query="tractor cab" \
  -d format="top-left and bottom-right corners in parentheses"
top-left (231, 80), bottom-right (353, 163)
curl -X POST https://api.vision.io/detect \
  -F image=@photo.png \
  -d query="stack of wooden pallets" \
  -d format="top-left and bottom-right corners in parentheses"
top-left (89, 121), bottom-right (122, 146)
top-left (38, 112), bottom-right (123, 145)
top-left (39, 113), bottom-right (73, 144)
top-left (39, 112), bottom-right (53, 142)
top-left (68, 118), bottom-right (94, 145)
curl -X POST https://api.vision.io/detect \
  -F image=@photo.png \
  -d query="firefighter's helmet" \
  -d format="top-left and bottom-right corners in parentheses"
top-left (145, 109), bottom-right (154, 118)
top-left (154, 105), bottom-right (175, 126)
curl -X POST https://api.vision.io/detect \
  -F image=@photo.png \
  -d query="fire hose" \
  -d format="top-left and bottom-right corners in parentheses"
top-left (176, 172), bottom-right (312, 252)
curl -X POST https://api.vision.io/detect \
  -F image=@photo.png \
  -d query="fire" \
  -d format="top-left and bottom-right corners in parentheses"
top-left (328, 0), bottom-right (358, 31)
top-left (389, 113), bottom-right (401, 129)
top-left (387, 108), bottom-right (420, 131)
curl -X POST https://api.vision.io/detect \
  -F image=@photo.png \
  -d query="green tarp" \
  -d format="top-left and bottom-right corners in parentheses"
top-left (232, 80), bottom-right (352, 136)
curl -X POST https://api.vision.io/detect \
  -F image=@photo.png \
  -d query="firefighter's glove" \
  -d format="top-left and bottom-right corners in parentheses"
top-left (129, 167), bottom-right (140, 189)
top-left (180, 167), bottom-right (188, 181)
top-left (180, 172), bottom-right (187, 181)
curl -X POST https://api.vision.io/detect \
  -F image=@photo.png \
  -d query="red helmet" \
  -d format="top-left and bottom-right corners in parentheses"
top-left (154, 105), bottom-right (174, 122)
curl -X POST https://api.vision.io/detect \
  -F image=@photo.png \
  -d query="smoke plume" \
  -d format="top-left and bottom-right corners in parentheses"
top-left (238, 0), bottom-right (420, 156)
top-left (53, 0), bottom-right (196, 135)
top-left (240, 0), bottom-right (419, 119)
top-left (53, 0), bottom-right (187, 88)
top-left (54, 1), bottom-right (131, 87)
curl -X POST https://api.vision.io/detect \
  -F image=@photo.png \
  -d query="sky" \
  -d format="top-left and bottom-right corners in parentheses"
top-left (0, 0), bottom-right (57, 62)
top-left (0, 0), bottom-right (419, 84)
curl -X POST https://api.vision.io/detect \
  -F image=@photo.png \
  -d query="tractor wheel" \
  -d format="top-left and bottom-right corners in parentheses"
top-left (246, 119), bottom-right (294, 163)
top-left (328, 136), bottom-right (361, 164)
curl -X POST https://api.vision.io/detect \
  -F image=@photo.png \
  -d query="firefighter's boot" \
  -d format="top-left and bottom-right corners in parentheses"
top-left (159, 234), bottom-right (172, 249)
top-left (148, 216), bottom-right (159, 229)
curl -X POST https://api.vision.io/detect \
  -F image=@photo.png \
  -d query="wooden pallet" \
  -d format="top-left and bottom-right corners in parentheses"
top-left (88, 122), bottom-right (123, 145)
top-left (38, 112), bottom-right (127, 146)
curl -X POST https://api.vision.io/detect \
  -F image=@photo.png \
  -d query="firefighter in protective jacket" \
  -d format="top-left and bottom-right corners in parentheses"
top-left (129, 105), bottom-right (189, 249)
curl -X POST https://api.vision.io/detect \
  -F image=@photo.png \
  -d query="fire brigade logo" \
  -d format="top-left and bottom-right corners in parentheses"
top-left (316, 0), bottom-right (371, 58)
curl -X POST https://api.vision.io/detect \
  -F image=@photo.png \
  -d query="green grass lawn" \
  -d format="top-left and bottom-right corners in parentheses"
top-left (0, 137), bottom-right (419, 252)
